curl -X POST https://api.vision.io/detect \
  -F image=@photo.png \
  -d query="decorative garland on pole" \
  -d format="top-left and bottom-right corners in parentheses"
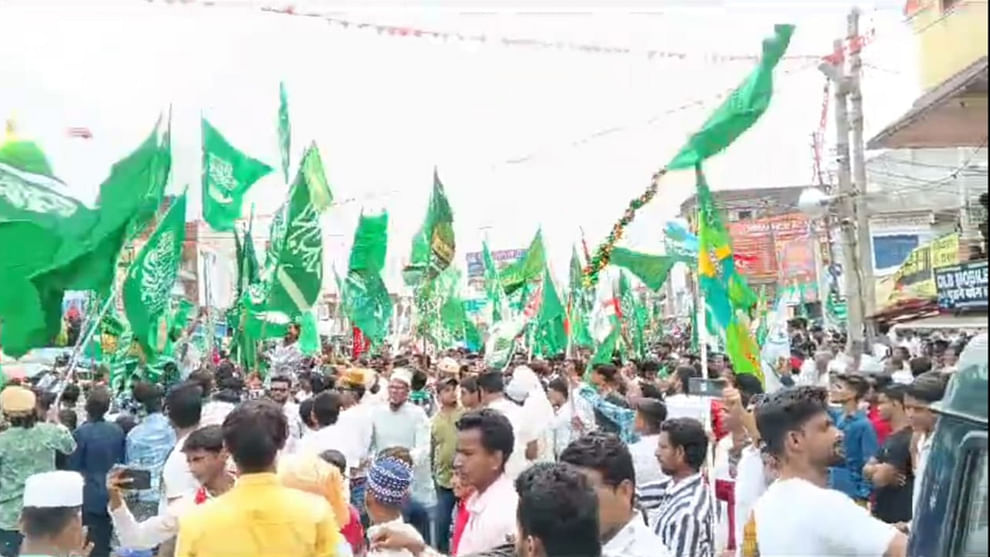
top-left (582, 168), bottom-right (667, 288)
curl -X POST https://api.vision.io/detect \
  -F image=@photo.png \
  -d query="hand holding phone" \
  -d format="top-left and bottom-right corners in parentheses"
top-left (688, 377), bottom-right (727, 398)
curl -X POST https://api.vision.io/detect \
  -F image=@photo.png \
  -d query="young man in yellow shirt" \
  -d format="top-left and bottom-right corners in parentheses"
top-left (175, 399), bottom-right (343, 557)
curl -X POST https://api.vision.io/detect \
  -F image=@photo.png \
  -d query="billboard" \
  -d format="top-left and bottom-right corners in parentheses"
top-left (935, 260), bottom-right (988, 311)
top-left (464, 248), bottom-right (526, 279)
top-left (727, 214), bottom-right (817, 284)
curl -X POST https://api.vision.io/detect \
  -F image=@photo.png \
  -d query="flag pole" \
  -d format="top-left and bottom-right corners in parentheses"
top-left (58, 285), bottom-right (119, 411)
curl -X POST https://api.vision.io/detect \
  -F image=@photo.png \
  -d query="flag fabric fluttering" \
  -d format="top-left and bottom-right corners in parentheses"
top-left (403, 169), bottom-right (455, 287)
top-left (484, 280), bottom-right (543, 370)
top-left (0, 116), bottom-right (171, 357)
top-left (696, 167), bottom-right (762, 381)
top-left (535, 266), bottom-right (567, 356)
top-left (761, 294), bottom-right (792, 392)
top-left (667, 24), bottom-right (795, 170)
top-left (609, 247), bottom-right (675, 291)
top-left (123, 193), bottom-right (187, 360)
top-left (342, 212), bottom-right (394, 346)
top-left (566, 246), bottom-right (593, 349)
top-left (500, 229), bottom-right (546, 296)
top-left (278, 82), bottom-right (291, 184)
top-left (265, 144), bottom-right (330, 319)
top-left (482, 241), bottom-right (508, 323)
top-left (201, 118), bottom-right (272, 232)
top-left (587, 270), bottom-right (621, 371)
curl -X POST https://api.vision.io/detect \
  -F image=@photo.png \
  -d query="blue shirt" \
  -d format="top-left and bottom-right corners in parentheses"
top-left (68, 418), bottom-right (126, 515)
top-left (125, 412), bottom-right (175, 503)
top-left (828, 408), bottom-right (878, 501)
top-left (577, 384), bottom-right (638, 444)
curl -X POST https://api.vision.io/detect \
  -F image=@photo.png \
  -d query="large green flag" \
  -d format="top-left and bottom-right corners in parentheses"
top-left (403, 169), bottom-right (455, 286)
top-left (278, 82), bottom-right (291, 184)
top-left (668, 24), bottom-right (795, 170)
top-left (123, 193), bottom-right (187, 359)
top-left (266, 144), bottom-right (330, 318)
top-left (536, 266), bottom-right (567, 356)
top-left (0, 117), bottom-right (170, 357)
top-left (201, 118), bottom-right (272, 231)
top-left (500, 229), bottom-right (546, 295)
top-left (482, 241), bottom-right (507, 323)
top-left (343, 212), bottom-right (393, 345)
top-left (609, 247), bottom-right (675, 291)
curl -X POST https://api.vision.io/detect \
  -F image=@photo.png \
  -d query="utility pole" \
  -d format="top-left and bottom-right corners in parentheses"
top-left (847, 7), bottom-right (877, 350)
top-left (820, 36), bottom-right (868, 363)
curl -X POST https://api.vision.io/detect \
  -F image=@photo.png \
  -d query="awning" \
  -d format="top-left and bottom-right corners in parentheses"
top-left (893, 313), bottom-right (989, 330)
top-left (868, 56), bottom-right (988, 150)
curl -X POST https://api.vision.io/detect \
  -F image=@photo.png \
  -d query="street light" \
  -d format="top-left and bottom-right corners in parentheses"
top-left (798, 188), bottom-right (835, 218)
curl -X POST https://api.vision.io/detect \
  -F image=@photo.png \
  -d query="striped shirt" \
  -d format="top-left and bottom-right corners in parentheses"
top-left (638, 473), bottom-right (715, 557)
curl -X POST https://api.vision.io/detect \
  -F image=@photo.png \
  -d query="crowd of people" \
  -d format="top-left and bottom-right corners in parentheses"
top-left (0, 318), bottom-right (974, 557)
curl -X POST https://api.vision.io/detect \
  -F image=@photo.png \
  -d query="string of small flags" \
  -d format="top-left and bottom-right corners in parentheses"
top-left (143, 0), bottom-right (860, 64)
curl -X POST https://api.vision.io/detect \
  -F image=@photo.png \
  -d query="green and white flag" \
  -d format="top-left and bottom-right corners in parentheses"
top-left (201, 118), bottom-right (272, 232)
top-left (0, 116), bottom-right (170, 357)
top-left (266, 144), bottom-right (329, 318)
top-left (403, 168), bottom-right (455, 287)
top-left (123, 193), bottom-right (187, 359)
top-left (500, 229), bottom-right (545, 296)
top-left (278, 82), bottom-right (291, 184)
top-left (482, 241), bottom-right (507, 323)
top-left (343, 212), bottom-right (393, 346)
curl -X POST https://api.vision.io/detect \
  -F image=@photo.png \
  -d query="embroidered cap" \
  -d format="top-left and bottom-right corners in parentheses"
top-left (366, 456), bottom-right (412, 507)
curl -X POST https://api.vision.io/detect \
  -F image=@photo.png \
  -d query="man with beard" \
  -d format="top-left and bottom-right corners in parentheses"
top-left (270, 323), bottom-right (304, 378)
top-left (638, 418), bottom-right (714, 557)
top-left (370, 368), bottom-right (434, 542)
top-left (267, 375), bottom-right (303, 453)
top-left (742, 386), bottom-right (906, 557)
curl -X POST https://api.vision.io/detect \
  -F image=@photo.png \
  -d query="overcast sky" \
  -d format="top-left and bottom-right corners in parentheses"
top-left (1, 0), bottom-right (920, 291)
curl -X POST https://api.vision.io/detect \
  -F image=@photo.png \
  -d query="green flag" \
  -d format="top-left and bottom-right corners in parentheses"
top-left (0, 117), bottom-right (170, 357)
top-left (201, 118), bottom-right (272, 231)
top-left (266, 144), bottom-right (329, 318)
top-left (123, 193), bottom-right (187, 359)
top-left (403, 168), bottom-right (455, 286)
top-left (609, 247), bottom-right (675, 291)
top-left (234, 216), bottom-right (260, 300)
top-left (536, 266), bottom-right (567, 356)
top-left (668, 25), bottom-right (795, 170)
top-left (298, 310), bottom-right (320, 356)
top-left (500, 229), bottom-right (546, 295)
top-left (482, 241), bottom-right (507, 323)
top-left (343, 212), bottom-right (393, 345)
top-left (696, 167), bottom-right (763, 381)
top-left (279, 82), bottom-right (291, 184)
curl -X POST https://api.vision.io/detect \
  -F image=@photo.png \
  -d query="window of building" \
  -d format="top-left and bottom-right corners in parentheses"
top-left (942, 0), bottom-right (960, 13)
top-left (737, 210), bottom-right (753, 221)
top-left (872, 234), bottom-right (921, 271)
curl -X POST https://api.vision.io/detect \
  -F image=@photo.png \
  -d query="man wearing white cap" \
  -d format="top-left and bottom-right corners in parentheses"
top-left (369, 368), bottom-right (434, 543)
top-left (17, 471), bottom-right (91, 557)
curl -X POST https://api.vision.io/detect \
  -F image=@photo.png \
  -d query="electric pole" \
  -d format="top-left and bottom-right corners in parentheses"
top-left (847, 7), bottom-right (877, 350)
top-left (820, 35), bottom-right (868, 362)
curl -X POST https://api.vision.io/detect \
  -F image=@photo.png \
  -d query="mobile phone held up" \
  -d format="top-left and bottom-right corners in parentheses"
top-left (116, 467), bottom-right (152, 491)
top-left (688, 377), bottom-right (727, 398)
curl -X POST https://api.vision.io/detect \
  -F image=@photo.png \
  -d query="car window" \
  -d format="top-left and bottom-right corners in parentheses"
top-left (961, 448), bottom-right (988, 557)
